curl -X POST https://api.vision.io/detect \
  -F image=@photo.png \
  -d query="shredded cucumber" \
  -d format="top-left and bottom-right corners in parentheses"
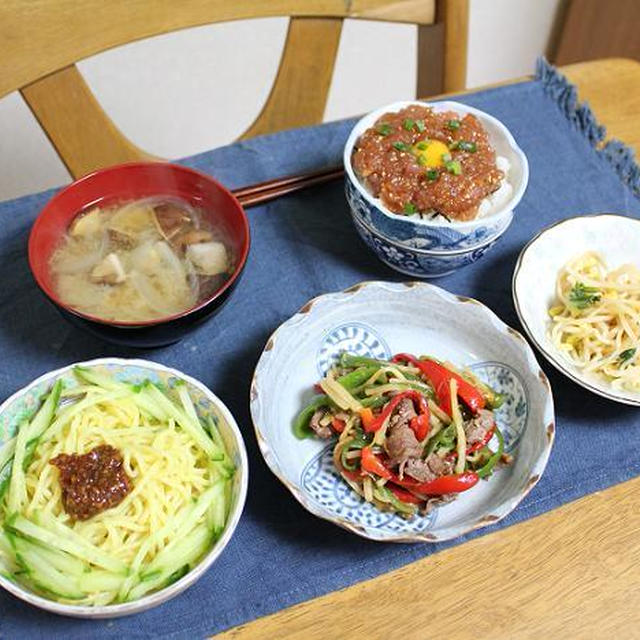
top-left (0, 368), bottom-right (235, 607)
top-left (8, 515), bottom-right (128, 574)
top-left (129, 524), bottom-right (212, 600)
top-left (6, 420), bottom-right (29, 513)
top-left (11, 535), bottom-right (85, 600)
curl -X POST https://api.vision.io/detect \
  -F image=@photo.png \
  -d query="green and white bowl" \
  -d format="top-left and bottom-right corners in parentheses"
top-left (0, 358), bottom-right (248, 618)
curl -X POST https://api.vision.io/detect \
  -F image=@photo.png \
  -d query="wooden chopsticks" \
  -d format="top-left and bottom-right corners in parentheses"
top-left (232, 166), bottom-right (344, 208)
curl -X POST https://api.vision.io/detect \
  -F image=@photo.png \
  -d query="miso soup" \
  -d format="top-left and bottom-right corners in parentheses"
top-left (50, 197), bottom-right (233, 323)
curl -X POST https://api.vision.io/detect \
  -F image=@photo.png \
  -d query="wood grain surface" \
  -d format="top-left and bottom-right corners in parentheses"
top-left (5, 0), bottom-right (470, 179)
top-left (214, 58), bottom-right (640, 640)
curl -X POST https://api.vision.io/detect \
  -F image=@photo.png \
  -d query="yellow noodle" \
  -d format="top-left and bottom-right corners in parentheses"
top-left (549, 252), bottom-right (640, 391)
top-left (17, 396), bottom-right (214, 566)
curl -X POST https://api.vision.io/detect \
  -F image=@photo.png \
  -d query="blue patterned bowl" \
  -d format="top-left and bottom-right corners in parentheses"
top-left (251, 282), bottom-right (554, 543)
top-left (343, 100), bottom-right (528, 277)
top-left (0, 358), bottom-right (248, 618)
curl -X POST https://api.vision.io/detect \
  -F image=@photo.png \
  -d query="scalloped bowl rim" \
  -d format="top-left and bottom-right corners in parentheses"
top-left (250, 281), bottom-right (555, 543)
top-left (343, 100), bottom-right (529, 231)
top-left (0, 357), bottom-right (249, 618)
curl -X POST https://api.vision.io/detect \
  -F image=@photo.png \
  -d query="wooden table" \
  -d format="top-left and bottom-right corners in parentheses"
top-left (217, 58), bottom-right (640, 640)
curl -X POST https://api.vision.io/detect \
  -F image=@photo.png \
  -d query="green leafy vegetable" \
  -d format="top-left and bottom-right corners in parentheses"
top-left (619, 348), bottom-right (637, 364)
top-left (568, 282), bottom-right (601, 309)
top-left (415, 119), bottom-right (426, 132)
top-left (445, 160), bottom-right (462, 175)
top-left (393, 141), bottom-right (411, 152)
top-left (457, 141), bottom-right (477, 152)
top-left (376, 123), bottom-right (392, 136)
top-left (403, 202), bottom-right (417, 214)
top-left (402, 118), bottom-right (415, 131)
top-left (416, 141), bottom-right (429, 150)
top-left (425, 169), bottom-right (439, 181)
top-left (447, 119), bottom-right (461, 130)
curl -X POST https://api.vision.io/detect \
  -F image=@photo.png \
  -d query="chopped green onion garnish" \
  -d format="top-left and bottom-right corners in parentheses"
top-left (449, 141), bottom-right (460, 150)
top-left (447, 119), bottom-right (461, 130)
top-left (445, 160), bottom-right (462, 175)
top-left (441, 153), bottom-right (452, 163)
top-left (417, 155), bottom-right (427, 166)
top-left (393, 142), bottom-right (411, 152)
top-left (425, 169), bottom-right (439, 181)
top-left (415, 119), bottom-right (426, 132)
top-left (376, 123), bottom-right (392, 136)
top-left (416, 141), bottom-right (429, 150)
top-left (458, 141), bottom-right (477, 152)
top-left (568, 282), bottom-right (601, 309)
top-left (403, 202), bottom-right (417, 214)
top-left (619, 348), bottom-right (636, 363)
top-left (403, 118), bottom-right (415, 131)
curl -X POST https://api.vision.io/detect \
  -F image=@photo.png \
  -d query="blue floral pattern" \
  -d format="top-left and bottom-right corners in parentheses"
top-left (468, 361), bottom-right (528, 453)
top-left (345, 177), bottom-right (511, 252)
top-left (352, 215), bottom-right (497, 278)
top-left (316, 323), bottom-right (390, 376)
top-left (301, 444), bottom-right (438, 534)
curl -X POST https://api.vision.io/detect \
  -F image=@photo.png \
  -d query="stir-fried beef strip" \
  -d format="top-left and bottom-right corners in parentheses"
top-left (309, 409), bottom-right (332, 439)
top-left (464, 408), bottom-right (495, 444)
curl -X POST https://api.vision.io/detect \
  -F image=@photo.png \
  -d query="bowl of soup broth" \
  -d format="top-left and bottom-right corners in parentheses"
top-left (29, 162), bottom-right (250, 347)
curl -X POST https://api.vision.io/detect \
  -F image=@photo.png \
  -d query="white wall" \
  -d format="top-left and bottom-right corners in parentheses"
top-left (0, 0), bottom-right (561, 201)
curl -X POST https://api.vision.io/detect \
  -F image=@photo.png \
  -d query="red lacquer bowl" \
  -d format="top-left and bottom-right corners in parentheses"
top-left (28, 162), bottom-right (250, 347)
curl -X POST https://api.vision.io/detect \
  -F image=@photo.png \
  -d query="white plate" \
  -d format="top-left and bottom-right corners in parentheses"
top-left (512, 213), bottom-right (640, 406)
top-left (250, 282), bottom-right (554, 542)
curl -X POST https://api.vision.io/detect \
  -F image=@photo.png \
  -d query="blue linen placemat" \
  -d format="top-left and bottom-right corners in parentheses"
top-left (1, 60), bottom-right (640, 639)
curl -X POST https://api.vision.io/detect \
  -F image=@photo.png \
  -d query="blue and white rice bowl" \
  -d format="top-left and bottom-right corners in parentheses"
top-left (343, 100), bottom-right (529, 278)
top-left (250, 282), bottom-right (554, 543)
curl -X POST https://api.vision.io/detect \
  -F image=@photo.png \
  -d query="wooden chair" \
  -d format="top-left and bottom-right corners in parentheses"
top-left (1, 0), bottom-right (469, 179)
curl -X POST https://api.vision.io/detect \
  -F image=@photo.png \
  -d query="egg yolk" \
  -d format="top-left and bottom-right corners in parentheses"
top-left (411, 140), bottom-right (450, 168)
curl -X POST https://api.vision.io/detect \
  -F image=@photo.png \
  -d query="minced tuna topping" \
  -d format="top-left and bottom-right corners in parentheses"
top-left (351, 105), bottom-right (504, 221)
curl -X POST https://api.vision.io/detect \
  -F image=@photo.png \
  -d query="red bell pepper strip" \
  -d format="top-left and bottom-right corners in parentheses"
top-left (446, 423), bottom-right (496, 460)
top-left (392, 353), bottom-right (485, 416)
top-left (331, 417), bottom-right (346, 434)
top-left (359, 407), bottom-right (376, 431)
top-left (361, 446), bottom-right (393, 479)
top-left (410, 413), bottom-right (430, 442)
top-left (341, 469), bottom-right (363, 482)
top-left (362, 390), bottom-right (430, 442)
top-left (387, 484), bottom-right (423, 504)
top-left (391, 471), bottom-right (479, 495)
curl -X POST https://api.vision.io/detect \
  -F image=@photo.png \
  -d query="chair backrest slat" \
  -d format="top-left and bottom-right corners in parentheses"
top-left (240, 17), bottom-right (343, 140)
top-left (2, 0), bottom-right (471, 179)
top-left (1, 0), bottom-right (436, 99)
top-left (20, 65), bottom-right (158, 178)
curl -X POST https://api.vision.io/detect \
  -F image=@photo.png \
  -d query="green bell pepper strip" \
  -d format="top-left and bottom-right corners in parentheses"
top-left (336, 366), bottom-right (380, 390)
top-left (424, 422), bottom-right (456, 457)
top-left (340, 437), bottom-right (368, 471)
top-left (475, 425), bottom-right (504, 478)
top-left (339, 353), bottom-right (390, 368)
top-left (374, 486), bottom-right (417, 516)
top-left (292, 396), bottom-right (330, 439)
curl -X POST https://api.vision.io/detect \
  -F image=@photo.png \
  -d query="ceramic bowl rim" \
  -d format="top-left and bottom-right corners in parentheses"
top-left (250, 280), bottom-right (555, 543)
top-left (28, 161), bottom-right (251, 329)
top-left (512, 212), bottom-right (640, 407)
top-left (0, 357), bottom-right (249, 618)
top-left (343, 100), bottom-right (530, 231)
